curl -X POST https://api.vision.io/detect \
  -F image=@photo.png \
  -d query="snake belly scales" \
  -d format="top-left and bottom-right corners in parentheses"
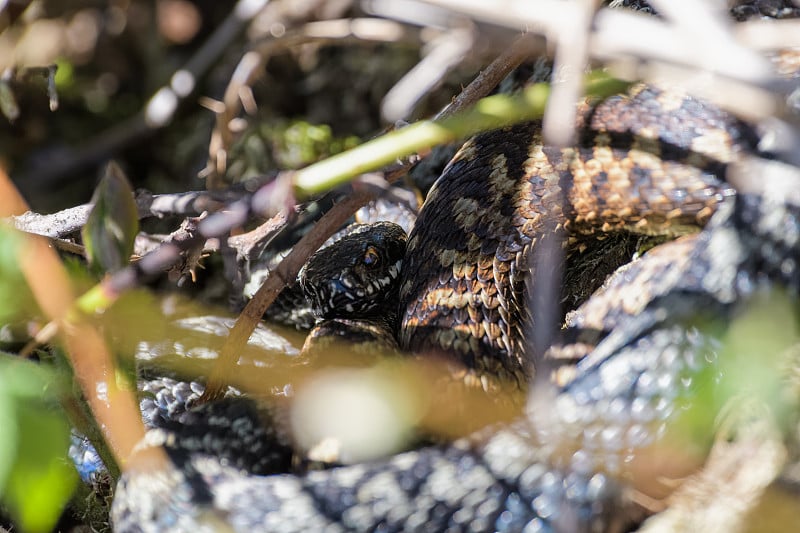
top-left (109, 59), bottom-right (800, 533)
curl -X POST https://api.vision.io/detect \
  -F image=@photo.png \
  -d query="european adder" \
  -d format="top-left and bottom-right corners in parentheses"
top-left (111, 8), bottom-right (800, 533)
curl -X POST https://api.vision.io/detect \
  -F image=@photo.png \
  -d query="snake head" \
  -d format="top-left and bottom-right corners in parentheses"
top-left (299, 221), bottom-right (407, 321)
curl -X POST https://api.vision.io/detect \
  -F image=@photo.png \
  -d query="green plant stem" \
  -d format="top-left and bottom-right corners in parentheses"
top-left (293, 73), bottom-right (631, 196)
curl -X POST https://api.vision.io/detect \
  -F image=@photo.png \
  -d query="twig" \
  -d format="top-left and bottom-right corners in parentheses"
top-left (145, 0), bottom-right (270, 129)
top-left (734, 19), bottom-right (800, 50)
top-left (727, 156), bottom-right (800, 201)
top-left (226, 205), bottom-right (301, 260)
top-left (9, 205), bottom-right (94, 239)
top-left (8, 183), bottom-right (269, 240)
top-left (380, 27), bottom-right (474, 122)
top-left (606, 0), bottom-right (771, 82)
top-left (9, 174), bottom-right (302, 328)
top-left (433, 32), bottom-right (543, 119)
top-left (390, 0), bottom-right (585, 41)
top-left (590, 8), bottom-right (779, 92)
top-left (135, 187), bottom-right (260, 217)
top-left (382, 0), bottom-right (794, 126)
top-left (529, 0), bottom-right (600, 377)
top-left (542, 0), bottom-right (599, 147)
top-left (0, 65), bottom-right (58, 121)
top-left (50, 238), bottom-right (85, 256)
top-left (413, 0), bottom-right (773, 82)
top-left (74, 202), bottom-right (280, 314)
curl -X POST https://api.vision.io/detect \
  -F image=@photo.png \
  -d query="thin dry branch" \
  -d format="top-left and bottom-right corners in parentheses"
top-left (384, 0), bottom-right (794, 125)
top-left (541, 0), bottom-right (600, 147)
top-left (380, 27), bottom-right (475, 123)
top-left (734, 19), bottom-right (800, 49)
top-left (8, 183), bottom-right (285, 263)
top-left (373, 0), bottom-right (800, 167)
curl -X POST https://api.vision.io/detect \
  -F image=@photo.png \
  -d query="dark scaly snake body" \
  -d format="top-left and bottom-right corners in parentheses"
top-left (399, 84), bottom-right (750, 387)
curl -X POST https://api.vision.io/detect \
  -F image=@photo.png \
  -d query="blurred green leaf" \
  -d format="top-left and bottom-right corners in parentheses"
top-left (676, 289), bottom-right (800, 448)
top-left (0, 225), bottom-right (37, 324)
top-left (82, 162), bottom-right (139, 274)
top-left (0, 354), bottom-right (76, 533)
top-left (4, 404), bottom-right (77, 532)
top-left (272, 121), bottom-right (359, 169)
top-left (101, 289), bottom-right (168, 355)
top-left (717, 290), bottom-right (800, 426)
top-left (224, 119), bottom-right (361, 183)
top-left (0, 392), bottom-right (17, 495)
top-left (53, 58), bottom-right (74, 90)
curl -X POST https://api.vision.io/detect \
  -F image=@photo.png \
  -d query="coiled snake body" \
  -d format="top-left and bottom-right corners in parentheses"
top-left (111, 48), bottom-right (800, 533)
top-left (398, 84), bottom-right (748, 390)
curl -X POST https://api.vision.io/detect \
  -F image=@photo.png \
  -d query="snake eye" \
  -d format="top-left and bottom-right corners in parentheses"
top-left (363, 246), bottom-right (380, 267)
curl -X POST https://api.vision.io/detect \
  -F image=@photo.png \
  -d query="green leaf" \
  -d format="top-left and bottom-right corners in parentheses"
top-left (101, 289), bottom-right (167, 357)
top-left (82, 162), bottom-right (139, 274)
top-left (0, 355), bottom-right (77, 533)
top-left (53, 58), bottom-right (74, 90)
top-left (0, 390), bottom-right (17, 494)
top-left (0, 225), bottom-right (36, 324)
top-left (3, 403), bottom-right (77, 533)
top-left (674, 289), bottom-right (800, 448)
top-left (717, 290), bottom-right (800, 425)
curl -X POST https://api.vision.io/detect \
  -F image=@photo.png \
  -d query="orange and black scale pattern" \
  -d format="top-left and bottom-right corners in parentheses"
top-left (398, 84), bottom-right (757, 389)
